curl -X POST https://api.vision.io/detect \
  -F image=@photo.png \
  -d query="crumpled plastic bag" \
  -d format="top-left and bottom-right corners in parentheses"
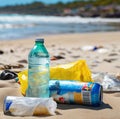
top-left (17, 70), bottom-right (28, 96)
top-left (17, 60), bottom-right (93, 95)
top-left (50, 60), bottom-right (93, 82)
top-left (4, 96), bottom-right (57, 116)
top-left (92, 72), bottom-right (120, 92)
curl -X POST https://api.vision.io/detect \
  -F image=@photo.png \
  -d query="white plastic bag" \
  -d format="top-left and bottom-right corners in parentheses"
top-left (92, 72), bottom-right (120, 92)
top-left (4, 96), bottom-right (57, 116)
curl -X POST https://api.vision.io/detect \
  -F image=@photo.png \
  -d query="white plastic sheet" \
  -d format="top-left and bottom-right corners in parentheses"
top-left (92, 73), bottom-right (120, 92)
top-left (4, 96), bottom-right (57, 116)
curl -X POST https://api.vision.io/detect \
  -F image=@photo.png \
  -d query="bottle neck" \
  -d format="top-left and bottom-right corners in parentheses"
top-left (35, 41), bottom-right (44, 45)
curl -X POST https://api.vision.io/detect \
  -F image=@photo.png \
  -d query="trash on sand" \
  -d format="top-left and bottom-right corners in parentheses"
top-left (17, 60), bottom-right (93, 96)
top-left (4, 96), bottom-right (57, 116)
top-left (49, 80), bottom-right (102, 106)
top-left (97, 48), bottom-right (108, 53)
top-left (50, 55), bottom-right (65, 60)
top-left (17, 70), bottom-right (28, 96)
top-left (0, 70), bottom-right (17, 80)
top-left (81, 45), bottom-right (97, 51)
top-left (50, 60), bottom-right (93, 82)
top-left (0, 63), bottom-right (24, 70)
top-left (81, 45), bottom-right (108, 53)
top-left (92, 72), bottom-right (120, 92)
top-left (17, 59), bottom-right (119, 95)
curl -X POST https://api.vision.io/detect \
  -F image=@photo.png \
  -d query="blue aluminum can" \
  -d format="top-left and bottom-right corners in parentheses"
top-left (49, 80), bottom-right (103, 106)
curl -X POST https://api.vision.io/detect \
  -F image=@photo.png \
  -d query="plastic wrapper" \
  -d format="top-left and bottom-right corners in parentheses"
top-left (92, 72), bottom-right (120, 92)
top-left (4, 96), bottom-right (57, 116)
top-left (50, 60), bottom-right (93, 82)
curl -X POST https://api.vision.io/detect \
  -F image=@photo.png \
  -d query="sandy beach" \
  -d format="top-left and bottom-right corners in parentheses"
top-left (0, 31), bottom-right (120, 73)
top-left (0, 31), bottom-right (120, 119)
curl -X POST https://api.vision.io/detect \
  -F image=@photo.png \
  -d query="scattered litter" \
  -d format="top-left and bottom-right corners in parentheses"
top-left (0, 63), bottom-right (24, 70)
top-left (97, 48), bottom-right (108, 53)
top-left (4, 96), bottom-right (57, 116)
top-left (6, 64), bottom-right (24, 69)
top-left (17, 60), bottom-right (93, 95)
top-left (49, 80), bottom-right (102, 106)
top-left (102, 74), bottom-right (120, 92)
top-left (92, 72), bottom-right (120, 92)
top-left (51, 55), bottom-right (65, 60)
top-left (81, 45), bottom-right (108, 53)
top-left (81, 45), bottom-right (96, 51)
top-left (0, 70), bottom-right (17, 80)
top-left (50, 60), bottom-right (93, 82)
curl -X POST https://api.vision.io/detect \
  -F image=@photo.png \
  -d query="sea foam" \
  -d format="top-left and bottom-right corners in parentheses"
top-left (0, 14), bottom-right (120, 24)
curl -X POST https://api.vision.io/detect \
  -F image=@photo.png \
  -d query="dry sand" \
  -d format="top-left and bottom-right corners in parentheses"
top-left (0, 31), bottom-right (120, 73)
top-left (0, 31), bottom-right (120, 119)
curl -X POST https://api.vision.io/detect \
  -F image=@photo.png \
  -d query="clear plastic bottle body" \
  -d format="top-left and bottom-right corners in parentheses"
top-left (26, 39), bottom-right (50, 98)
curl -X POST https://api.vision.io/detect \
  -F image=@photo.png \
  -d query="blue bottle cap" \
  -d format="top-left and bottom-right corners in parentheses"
top-left (35, 38), bottom-right (44, 43)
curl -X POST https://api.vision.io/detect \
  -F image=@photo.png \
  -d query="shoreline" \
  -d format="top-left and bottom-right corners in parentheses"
top-left (1, 14), bottom-right (120, 40)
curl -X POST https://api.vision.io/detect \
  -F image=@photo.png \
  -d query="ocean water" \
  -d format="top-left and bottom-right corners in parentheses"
top-left (0, 14), bottom-right (120, 40)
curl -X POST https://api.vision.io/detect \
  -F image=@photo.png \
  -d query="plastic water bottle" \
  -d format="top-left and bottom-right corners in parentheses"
top-left (26, 38), bottom-right (50, 98)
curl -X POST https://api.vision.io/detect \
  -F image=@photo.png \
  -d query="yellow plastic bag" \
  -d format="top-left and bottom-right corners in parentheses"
top-left (50, 60), bottom-right (93, 82)
top-left (17, 70), bottom-right (28, 96)
top-left (18, 60), bottom-right (93, 95)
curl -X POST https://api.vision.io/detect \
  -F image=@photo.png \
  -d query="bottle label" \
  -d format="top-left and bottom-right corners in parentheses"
top-left (28, 57), bottom-right (49, 86)
top-left (29, 57), bottom-right (49, 65)
top-left (28, 66), bottom-right (49, 85)
top-left (27, 57), bottom-right (49, 97)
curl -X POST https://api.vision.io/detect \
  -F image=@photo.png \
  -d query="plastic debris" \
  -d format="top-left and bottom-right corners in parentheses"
top-left (81, 45), bottom-right (96, 51)
top-left (97, 48), bottom-right (108, 53)
top-left (81, 45), bottom-right (108, 53)
top-left (4, 96), bottom-right (57, 116)
top-left (92, 72), bottom-right (120, 92)
top-left (50, 60), bottom-right (93, 82)
top-left (0, 70), bottom-right (17, 80)
top-left (51, 55), bottom-right (65, 60)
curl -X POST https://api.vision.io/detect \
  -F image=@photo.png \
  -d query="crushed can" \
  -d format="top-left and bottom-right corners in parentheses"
top-left (49, 80), bottom-right (103, 106)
